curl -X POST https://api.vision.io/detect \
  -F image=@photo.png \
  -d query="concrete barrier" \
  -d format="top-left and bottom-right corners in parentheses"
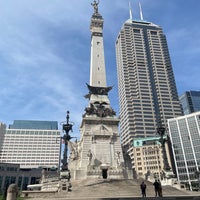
top-left (6, 184), bottom-right (18, 200)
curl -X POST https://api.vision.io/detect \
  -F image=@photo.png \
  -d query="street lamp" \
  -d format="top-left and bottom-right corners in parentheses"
top-left (60, 111), bottom-right (74, 179)
top-left (157, 123), bottom-right (171, 172)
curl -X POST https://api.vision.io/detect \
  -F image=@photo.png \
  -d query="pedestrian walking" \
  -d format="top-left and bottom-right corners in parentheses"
top-left (153, 180), bottom-right (160, 197)
top-left (140, 181), bottom-right (147, 197)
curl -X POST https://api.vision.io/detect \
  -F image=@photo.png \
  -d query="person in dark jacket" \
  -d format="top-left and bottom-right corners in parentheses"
top-left (153, 180), bottom-right (160, 197)
top-left (140, 181), bottom-right (147, 197)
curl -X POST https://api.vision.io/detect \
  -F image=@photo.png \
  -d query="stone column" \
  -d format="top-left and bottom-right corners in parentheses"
top-left (6, 184), bottom-right (18, 200)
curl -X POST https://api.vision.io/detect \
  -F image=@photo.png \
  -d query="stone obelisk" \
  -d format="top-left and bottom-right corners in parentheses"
top-left (69, 1), bottom-right (125, 180)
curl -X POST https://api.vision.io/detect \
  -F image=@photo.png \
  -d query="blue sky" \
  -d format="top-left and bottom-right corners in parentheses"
top-left (0, 0), bottom-right (200, 138)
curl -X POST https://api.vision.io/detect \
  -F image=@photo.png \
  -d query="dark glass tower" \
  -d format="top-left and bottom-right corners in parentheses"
top-left (179, 91), bottom-right (200, 115)
top-left (116, 17), bottom-right (183, 147)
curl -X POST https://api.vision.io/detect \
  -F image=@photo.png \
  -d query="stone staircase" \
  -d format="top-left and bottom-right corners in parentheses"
top-left (23, 178), bottom-right (200, 200)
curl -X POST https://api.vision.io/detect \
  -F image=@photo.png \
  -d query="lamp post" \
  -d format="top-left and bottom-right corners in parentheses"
top-left (60, 111), bottom-right (74, 173)
top-left (157, 123), bottom-right (171, 172)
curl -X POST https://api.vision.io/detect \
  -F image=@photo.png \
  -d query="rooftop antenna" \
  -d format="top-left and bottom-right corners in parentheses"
top-left (139, 1), bottom-right (144, 20)
top-left (129, 0), bottom-right (133, 20)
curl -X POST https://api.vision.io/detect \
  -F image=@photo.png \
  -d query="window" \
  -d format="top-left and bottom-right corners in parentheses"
top-left (133, 29), bottom-right (140, 33)
top-left (151, 31), bottom-right (157, 35)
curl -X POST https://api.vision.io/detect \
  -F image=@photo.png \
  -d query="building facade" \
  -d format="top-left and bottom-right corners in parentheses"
top-left (115, 17), bottom-right (183, 149)
top-left (168, 111), bottom-right (200, 189)
top-left (0, 163), bottom-right (41, 192)
top-left (179, 91), bottom-right (200, 115)
top-left (0, 123), bottom-right (6, 157)
top-left (0, 120), bottom-right (61, 169)
top-left (130, 137), bottom-right (172, 181)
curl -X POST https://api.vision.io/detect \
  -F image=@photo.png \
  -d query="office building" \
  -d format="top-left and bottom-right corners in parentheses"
top-left (168, 111), bottom-right (200, 188)
top-left (0, 120), bottom-right (61, 169)
top-left (131, 137), bottom-right (172, 180)
top-left (0, 123), bottom-right (6, 154)
top-left (0, 163), bottom-right (42, 192)
top-left (115, 12), bottom-right (183, 150)
top-left (179, 91), bottom-right (200, 115)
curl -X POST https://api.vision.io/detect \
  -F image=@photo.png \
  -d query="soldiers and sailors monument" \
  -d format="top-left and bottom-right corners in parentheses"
top-left (68, 0), bottom-right (127, 180)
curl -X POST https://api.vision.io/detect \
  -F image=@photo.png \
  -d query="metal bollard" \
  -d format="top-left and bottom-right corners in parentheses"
top-left (6, 184), bottom-right (18, 200)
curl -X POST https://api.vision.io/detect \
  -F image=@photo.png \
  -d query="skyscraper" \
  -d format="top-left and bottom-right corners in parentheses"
top-left (179, 91), bottom-right (200, 115)
top-left (115, 10), bottom-right (183, 148)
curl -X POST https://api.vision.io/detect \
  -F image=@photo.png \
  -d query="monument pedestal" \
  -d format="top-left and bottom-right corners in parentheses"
top-left (68, 111), bottom-right (126, 180)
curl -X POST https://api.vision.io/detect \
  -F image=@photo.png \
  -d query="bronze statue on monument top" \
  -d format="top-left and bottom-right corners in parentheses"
top-left (91, 0), bottom-right (100, 13)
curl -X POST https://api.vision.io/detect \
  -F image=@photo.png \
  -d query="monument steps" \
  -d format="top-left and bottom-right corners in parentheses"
top-left (25, 179), bottom-right (200, 200)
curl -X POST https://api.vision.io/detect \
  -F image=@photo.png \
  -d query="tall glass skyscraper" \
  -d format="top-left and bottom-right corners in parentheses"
top-left (115, 17), bottom-right (183, 148)
top-left (179, 91), bottom-right (200, 115)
